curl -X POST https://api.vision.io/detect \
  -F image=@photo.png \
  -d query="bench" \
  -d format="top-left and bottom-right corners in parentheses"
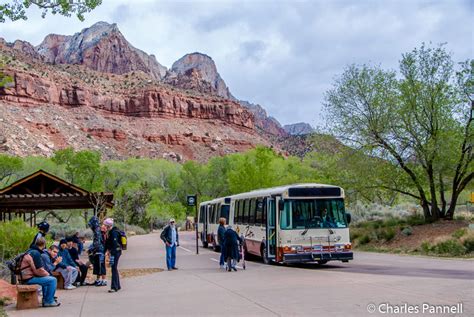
top-left (52, 271), bottom-right (65, 289)
top-left (16, 284), bottom-right (39, 309)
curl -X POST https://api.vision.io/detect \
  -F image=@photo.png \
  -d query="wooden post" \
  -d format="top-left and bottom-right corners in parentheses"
top-left (33, 211), bottom-right (37, 226)
top-left (29, 212), bottom-right (33, 227)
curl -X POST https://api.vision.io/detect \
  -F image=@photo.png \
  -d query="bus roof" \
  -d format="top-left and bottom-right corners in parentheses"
top-left (200, 183), bottom-right (344, 206)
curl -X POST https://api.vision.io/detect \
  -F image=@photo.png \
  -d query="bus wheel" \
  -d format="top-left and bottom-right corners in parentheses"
top-left (262, 246), bottom-right (271, 265)
top-left (317, 260), bottom-right (328, 265)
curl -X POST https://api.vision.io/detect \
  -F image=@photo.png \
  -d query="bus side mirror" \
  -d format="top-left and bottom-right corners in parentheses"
top-left (346, 212), bottom-right (352, 224)
top-left (278, 200), bottom-right (284, 210)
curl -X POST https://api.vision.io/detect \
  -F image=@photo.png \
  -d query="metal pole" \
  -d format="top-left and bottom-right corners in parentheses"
top-left (195, 203), bottom-right (199, 255)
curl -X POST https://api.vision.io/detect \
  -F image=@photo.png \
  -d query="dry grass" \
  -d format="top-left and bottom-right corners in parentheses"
top-left (119, 268), bottom-right (164, 278)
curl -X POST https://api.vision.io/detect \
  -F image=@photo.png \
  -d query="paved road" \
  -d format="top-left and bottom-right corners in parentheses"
top-left (7, 232), bottom-right (474, 317)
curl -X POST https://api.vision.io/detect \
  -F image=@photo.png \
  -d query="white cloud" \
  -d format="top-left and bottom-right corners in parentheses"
top-left (0, 0), bottom-right (472, 126)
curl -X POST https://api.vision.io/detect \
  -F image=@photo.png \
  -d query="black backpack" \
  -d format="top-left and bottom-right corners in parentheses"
top-left (6, 251), bottom-right (29, 279)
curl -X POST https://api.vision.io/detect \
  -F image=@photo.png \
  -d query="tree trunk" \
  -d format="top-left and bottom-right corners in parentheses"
top-left (439, 172), bottom-right (447, 218)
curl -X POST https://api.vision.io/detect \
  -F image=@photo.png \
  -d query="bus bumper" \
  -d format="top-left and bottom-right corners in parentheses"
top-left (283, 252), bottom-right (353, 263)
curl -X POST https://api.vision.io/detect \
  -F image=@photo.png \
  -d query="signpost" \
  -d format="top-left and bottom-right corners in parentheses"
top-left (187, 194), bottom-right (198, 254)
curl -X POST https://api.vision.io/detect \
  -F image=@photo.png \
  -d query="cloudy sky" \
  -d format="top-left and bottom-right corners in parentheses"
top-left (1, 0), bottom-right (472, 127)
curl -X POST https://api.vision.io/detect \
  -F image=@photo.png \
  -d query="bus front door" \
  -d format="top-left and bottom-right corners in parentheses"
top-left (202, 205), bottom-right (209, 248)
top-left (265, 198), bottom-right (277, 264)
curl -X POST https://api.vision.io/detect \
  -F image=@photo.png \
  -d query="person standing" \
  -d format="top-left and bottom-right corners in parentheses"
top-left (223, 226), bottom-right (242, 272)
top-left (217, 218), bottom-right (227, 269)
top-left (30, 221), bottom-right (50, 248)
top-left (88, 216), bottom-right (106, 286)
top-left (104, 218), bottom-right (122, 293)
top-left (160, 218), bottom-right (179, 271)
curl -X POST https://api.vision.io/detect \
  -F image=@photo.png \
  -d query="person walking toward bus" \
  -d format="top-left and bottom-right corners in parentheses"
top-left (104, 218), bottom-right (122, 293)
top-left (217, 218), bottom-right (227, 269)
top-left (223, 225), bottom-right (242, 272)
top-left (160, 218), bottom-right (179, 271)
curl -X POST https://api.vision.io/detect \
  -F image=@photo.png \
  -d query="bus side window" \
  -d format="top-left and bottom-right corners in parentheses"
top-left (233, 201), bottom-right (238, 224)
top-left (248, 198), bottom-right (256, 225)
top-left (220, 204), bottom-right (230, 223)
top-left (242, 199), bottom-right (249, 224)
top-left (199, 206), bottom-right (205, 223)
top-left (255, 198), bottom-right (263, 226)
top-left (236, 200), bottom-right (242, 224)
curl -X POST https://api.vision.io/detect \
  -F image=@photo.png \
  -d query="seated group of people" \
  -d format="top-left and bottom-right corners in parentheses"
top-left (18, 217), bottom-right (122, 308)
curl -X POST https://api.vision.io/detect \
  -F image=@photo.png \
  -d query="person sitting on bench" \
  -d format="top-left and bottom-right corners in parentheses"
top-left (67, 236), bottom-right (89, 286)
top-left (58, 239), bottom-right (79, 289)
top-left (41, 245), bottom-right (76, 290)
top-left (20, 237), bottom-right (60, 307)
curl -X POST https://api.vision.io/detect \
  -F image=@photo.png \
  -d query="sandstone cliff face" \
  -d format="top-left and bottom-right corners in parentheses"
top-left (239, 100), bottom-right (287, 137)
top-left (1, 71), bottom-right (254, 129)
top-left (167, 53), bottom-right (233, 99)
top-left (35, 22), bottom-right (167, 79)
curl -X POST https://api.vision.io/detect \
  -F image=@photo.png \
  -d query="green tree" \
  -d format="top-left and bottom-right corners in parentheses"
top-left (52, 148), bottom-right (105, 191)
top-left (0, 154), bottom-right (23, 186)
top-left (0, 0), bottom-right (102, 22)
top-left (0, 59), bottom-right (13, 88)
top-left (325, 44), bottom-right (473, 221)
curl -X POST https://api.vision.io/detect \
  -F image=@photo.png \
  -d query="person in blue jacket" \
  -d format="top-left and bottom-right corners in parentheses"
top-left (57, 239), bottom-right (78, 289)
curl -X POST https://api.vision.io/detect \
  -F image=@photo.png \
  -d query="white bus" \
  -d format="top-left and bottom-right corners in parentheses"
top-left (198, 183), bottom-right (353, 264)
top-left (197, 196), bottom-right (231, 250)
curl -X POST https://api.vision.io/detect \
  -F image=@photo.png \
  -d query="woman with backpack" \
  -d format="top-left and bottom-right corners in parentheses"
top-left (104, 218), bottom-right (122, 293)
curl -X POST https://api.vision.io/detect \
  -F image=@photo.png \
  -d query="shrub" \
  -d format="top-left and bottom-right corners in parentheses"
top-left (0, 219), bottom-right (52, 261)
top-left (461, 233), bottom-right (474, 253)
top-left (421, 241), bottom-right (432, 253)
top-left (381, 228), bottom-right (396, 241)
top-left (432, 239), bottom-right (466, 256)
top-left (401, 226), bottom-right (413, 236)
top-left (359, 234), bottom-right (371, 245)
top-left (452, 228), bottom-right (467, 239)
top-left (406, 215), bottom-right (425, 226)
top-left (120, 224), bottom-right (148, 236)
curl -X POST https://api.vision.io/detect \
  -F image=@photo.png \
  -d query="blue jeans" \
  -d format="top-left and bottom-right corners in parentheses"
top-left (219, 248), bottom-right (225, 266)
top-left (27, 276), bottom-right (57, 304)
top-left (166, 244), bottom-right (176, 269)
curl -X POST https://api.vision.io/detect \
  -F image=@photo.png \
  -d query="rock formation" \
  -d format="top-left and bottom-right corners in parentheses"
top-left (35, 22), bottom-right (167, 79)
top-left (167, 52), bottom-right (233, 99)
top-left (283, 122), bottom-right (315, 135)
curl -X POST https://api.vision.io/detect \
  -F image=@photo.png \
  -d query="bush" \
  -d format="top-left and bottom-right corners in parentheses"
top-left (432, 239), bottom-right (466, 256)
top-left (452, 228), bottom-right (467, 239)
top-left (401, 226), bottom-right (413, 236)
top-left (0, 219), bottom-right (52, 261)
top-left (461, 234), bottom-right (474, 253)
top-left (120, 224), bottom-right (148, 236)
top-left (381, 228), bottom-right (396, 241)
top-left (359, 235), bottom-right (371, 245)
top-left (421, 241), bottom-right (432, 253)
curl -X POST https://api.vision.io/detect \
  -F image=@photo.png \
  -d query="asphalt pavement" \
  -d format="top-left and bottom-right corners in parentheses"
top-left (6, 231), bottom-right (474, 317)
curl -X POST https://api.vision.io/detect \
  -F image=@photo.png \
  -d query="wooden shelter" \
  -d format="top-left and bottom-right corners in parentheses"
top-left (0, 170), bottom-right (113, 226)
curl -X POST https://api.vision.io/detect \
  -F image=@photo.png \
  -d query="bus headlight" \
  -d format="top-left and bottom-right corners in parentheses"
top-left (291, 245), bottom-right (303, 252)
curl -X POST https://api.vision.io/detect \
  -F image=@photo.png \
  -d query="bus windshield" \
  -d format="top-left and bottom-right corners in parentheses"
top-left (280, 199), bottom-right (347, 229)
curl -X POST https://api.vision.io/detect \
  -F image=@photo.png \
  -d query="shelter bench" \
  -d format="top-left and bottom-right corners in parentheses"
top-left (16, 284), bottom-right (39, 309)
